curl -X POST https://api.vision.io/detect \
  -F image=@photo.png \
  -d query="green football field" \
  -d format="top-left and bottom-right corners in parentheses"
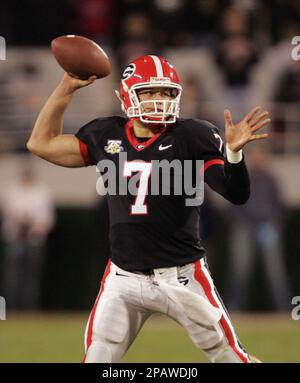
top-left (0, 312), bottom-right (299, 363)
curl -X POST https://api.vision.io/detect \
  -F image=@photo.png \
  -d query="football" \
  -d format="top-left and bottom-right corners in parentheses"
top-left (51, 35), bottom-right (111, 80)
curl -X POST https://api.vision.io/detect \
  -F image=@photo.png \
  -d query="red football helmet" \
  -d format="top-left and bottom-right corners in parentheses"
top-left (115, 55), bottom-right (182, 124)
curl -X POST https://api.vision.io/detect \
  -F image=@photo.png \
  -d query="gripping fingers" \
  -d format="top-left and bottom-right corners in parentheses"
top-left (77, 75), bottom-right (97, 87)
top-left (86, 75), bottom-right (97, 83)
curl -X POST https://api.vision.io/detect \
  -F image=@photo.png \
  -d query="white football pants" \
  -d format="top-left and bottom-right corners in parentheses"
top-left (83, 258), bottom-right (250, 363)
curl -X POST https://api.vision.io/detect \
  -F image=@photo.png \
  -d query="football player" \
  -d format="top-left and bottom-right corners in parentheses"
top-left (27, 55), bottom-right (270, 363)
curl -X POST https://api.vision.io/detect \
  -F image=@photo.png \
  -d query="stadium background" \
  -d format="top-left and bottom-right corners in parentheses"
top-left (0, 0), bottom-right (299, 362)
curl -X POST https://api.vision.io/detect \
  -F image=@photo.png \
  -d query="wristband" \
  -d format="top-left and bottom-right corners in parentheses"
top-left (226, 144), bottom-right (243, 164)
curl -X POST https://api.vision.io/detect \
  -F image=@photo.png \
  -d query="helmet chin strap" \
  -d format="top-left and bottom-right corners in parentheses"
top-left (141, 113), bottom-right (174, 126)
top-left (129, 116), bottom-right (166, 131)
top-left (138, 117), bottom-right (168, 130)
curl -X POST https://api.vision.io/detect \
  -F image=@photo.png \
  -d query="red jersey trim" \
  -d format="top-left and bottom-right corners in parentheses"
top-left (78, 139), bottom-right (91, 166)
top-left (204, 158), bottom-right (224, 172)
top-left (125, 120), bottom-right (167, 152)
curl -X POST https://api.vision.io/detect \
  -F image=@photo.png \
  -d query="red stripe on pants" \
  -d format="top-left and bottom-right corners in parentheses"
top-left (82, 259), bottom-right (112, 363)
top-left (194, 260), bottom-right (249, 363)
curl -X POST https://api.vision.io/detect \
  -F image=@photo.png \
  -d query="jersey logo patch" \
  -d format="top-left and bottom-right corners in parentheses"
top-left (158, 144), bottom-right (172, 151)
top-left (104, 140), bottom-right (124, 154)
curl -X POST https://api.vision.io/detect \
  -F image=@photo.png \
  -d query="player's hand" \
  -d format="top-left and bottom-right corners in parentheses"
top-left (57, 73), bottom-right (97, 96)
top-left (224, 106), bottom-right (271, 152)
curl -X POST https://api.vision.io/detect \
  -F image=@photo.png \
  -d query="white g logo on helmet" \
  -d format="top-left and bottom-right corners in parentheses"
top-left (122, 63), bottom-right (136, 80)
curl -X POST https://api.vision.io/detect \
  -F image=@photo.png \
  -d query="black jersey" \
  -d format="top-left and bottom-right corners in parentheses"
top-left (76, 116), bottom-right (250, 271)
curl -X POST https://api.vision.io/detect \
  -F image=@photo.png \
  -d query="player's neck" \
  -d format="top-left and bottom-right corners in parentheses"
top-left (132, 120), bottom-right (161, 138)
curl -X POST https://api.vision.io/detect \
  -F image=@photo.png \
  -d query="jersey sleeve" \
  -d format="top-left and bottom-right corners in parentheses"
top-left (188, 119), bottom-right (250, 205)
top-left (75, 118), bottom-right (108, 166)
top-left (78, 139), bottom-right (91, 166)
top-left (187, 119), bottom-right (225, 166)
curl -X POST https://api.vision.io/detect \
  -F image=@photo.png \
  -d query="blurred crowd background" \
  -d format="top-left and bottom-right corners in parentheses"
top-left (0, 0), bottom-right (299, 313)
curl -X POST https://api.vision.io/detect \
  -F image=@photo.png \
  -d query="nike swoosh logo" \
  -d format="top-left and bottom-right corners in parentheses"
top-left (158, 144), bottom-right (172, 151)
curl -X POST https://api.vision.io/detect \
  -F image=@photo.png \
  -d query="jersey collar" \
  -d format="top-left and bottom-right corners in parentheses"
top-left (125, 120), bottom-right (167, 152)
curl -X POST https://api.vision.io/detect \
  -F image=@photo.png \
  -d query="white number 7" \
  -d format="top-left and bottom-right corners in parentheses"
top-left (123, 161), bottom-right (152, 215)
top-left (213, 132), bottom-right (224, 153)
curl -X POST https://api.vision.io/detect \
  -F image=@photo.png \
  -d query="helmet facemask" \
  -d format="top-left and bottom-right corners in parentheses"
top-left (126, 83), bottom-right (182, 124)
